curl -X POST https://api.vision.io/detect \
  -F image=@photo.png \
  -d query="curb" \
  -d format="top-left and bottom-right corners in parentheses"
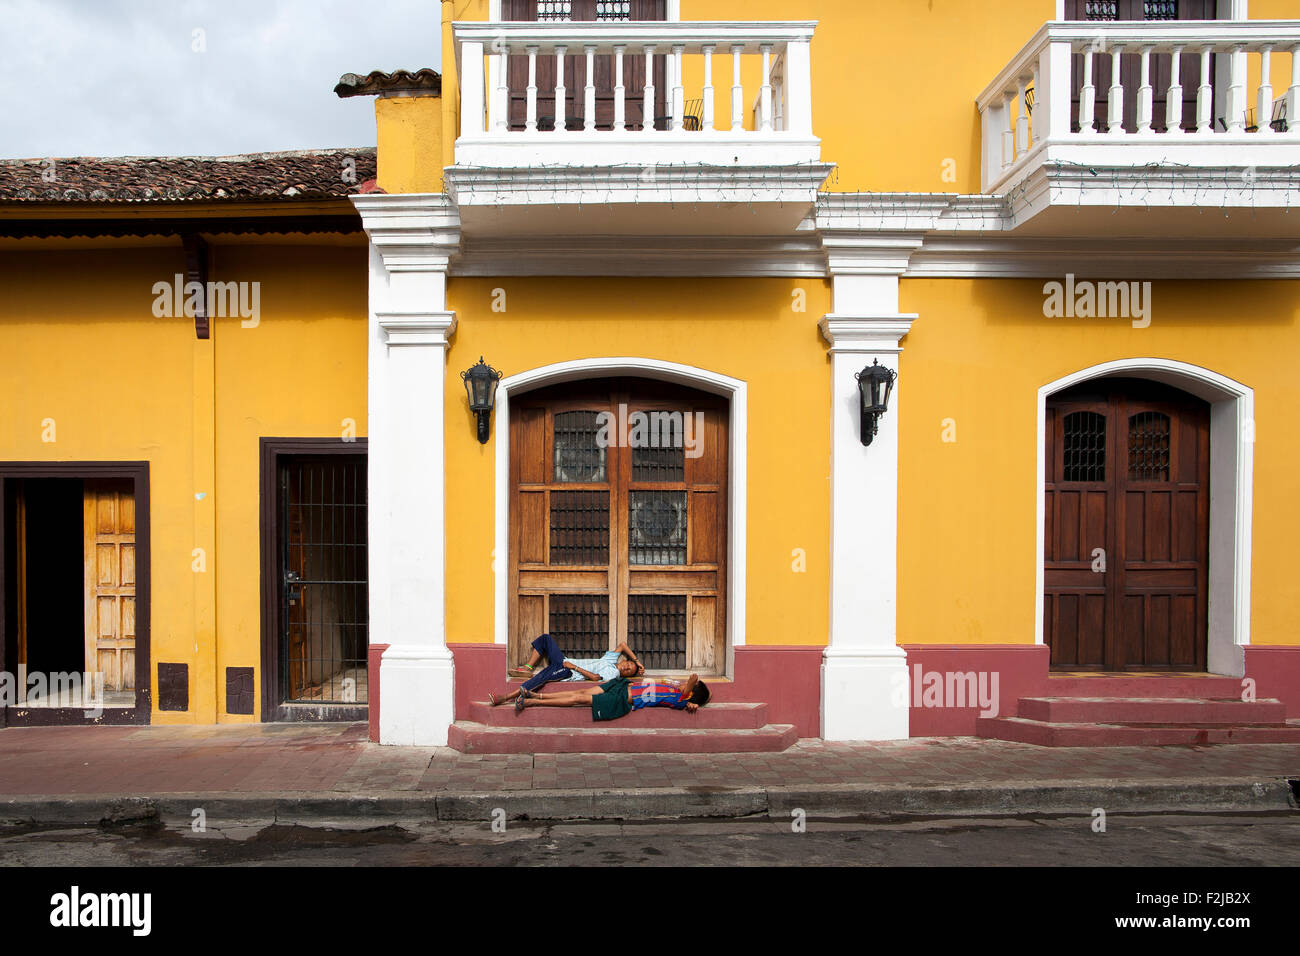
top-left (1, 777), bottom-right (1295, 826)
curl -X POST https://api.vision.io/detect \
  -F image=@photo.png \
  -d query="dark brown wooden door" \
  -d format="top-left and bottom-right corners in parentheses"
top-left (1065, 0), bottom-right (1218, 133)
top-left (1045, 379), bottom-right (1209, 671)
top-left (509, 378), bottom-right (728, 675)
top-left (504, 0), bottom-right (667, 131)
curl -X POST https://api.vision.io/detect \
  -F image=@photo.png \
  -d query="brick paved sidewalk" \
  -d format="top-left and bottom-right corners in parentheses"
top-left (1, 723), bottom-right (1298, 796)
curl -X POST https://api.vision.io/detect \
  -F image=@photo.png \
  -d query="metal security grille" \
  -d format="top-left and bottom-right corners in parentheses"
top-left (1084, 1), bottom-right (1119, 18)
top-left (549, 594), bottom-right (609, 659)
top-left (1063, 412), bottom-right (1107, 482)
top-left (628, 594), bottom-right (686, 670)
top-left (536, 1), bottom-right (572, 19)
top-left (595, 1), bottom-right (631, 18)
top-left (632, 411), bottom-right (686, 481)
top-left (1144, 1), bottom-right (1180, 19)
top-left (629, 490), bottom-right (687, 565)
top-left (550, 490), bottom-right (610, 565)
top-left (1128, 412), bottom-right (1171, 481)
top-left (280, 458), bottom-right (368, 704)
top-left (554, 410), bottom-right (606, 483)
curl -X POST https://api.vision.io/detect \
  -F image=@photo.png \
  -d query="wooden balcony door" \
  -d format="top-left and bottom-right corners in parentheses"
top-left (503, 0), bottom-right (667, 131)
top-left (84, 479), bottom-right (136, 694)
top-left (1044, 379), bottom-right (1209, 671)
top-left (509, 379), bottom-right (728, 675)
top-left (1065, 0), bottom-right (1219, 133)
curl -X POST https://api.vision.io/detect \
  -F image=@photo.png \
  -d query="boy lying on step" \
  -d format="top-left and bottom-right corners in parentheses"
top-left (516, 673), bottom-right (711, 722)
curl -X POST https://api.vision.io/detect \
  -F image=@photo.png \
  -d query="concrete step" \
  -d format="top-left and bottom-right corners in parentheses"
top-left (467, 699), bottom-right (768, 729)
top-left (447, 721), bottom-right (798, 754)
top-left (977, 715), bottom-right (1300, 747)
top-left (1018, 696), bottom-right (1287, 725)
top-left (1045, 675), bottom-right (1245, 698)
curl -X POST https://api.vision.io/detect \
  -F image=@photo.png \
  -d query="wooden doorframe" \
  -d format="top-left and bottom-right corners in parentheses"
top-left (0, 461), bottom-right (151, 726)
top-left (492, 358), bottom-right (747, 676)
top-left (1035, 359), bottom-right (1254, 676)
top-left (258, 438), bottom-right (369, 722)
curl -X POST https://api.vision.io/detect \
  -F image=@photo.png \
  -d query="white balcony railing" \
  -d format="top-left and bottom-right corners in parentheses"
top-left (978, 21), bottom-right (1300, 193)
top-left (452, 20), bottom-right (819, 167)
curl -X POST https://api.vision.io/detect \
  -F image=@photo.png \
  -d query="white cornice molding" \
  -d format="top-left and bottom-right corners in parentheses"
top-left (454, 234), bottom-right (827, 277)
top-left (377, 311), bottom-right (457, 348)
top-left (447, 163), bottom-right (834, 207)
top-left (352, 194), bottom-right (462, 273)
top-left (819, 314), bottom-right (918, 353)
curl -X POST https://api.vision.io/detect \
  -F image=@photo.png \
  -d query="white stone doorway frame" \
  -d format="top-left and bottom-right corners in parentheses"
top-left (1035, 358), bottom-right (1254, 676)
top-left (492, 357), bottom-right (747, 674)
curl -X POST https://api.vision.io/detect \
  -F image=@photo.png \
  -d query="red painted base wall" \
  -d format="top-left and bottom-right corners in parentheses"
top-left (1244, 646), bottom-right (1300, 717)
top-left (367, 643), bottom-right (389, 743)
top-left (902, 644), bottom-right (1050, 737)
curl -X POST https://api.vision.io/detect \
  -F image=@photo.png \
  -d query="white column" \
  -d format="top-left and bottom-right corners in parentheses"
top-left (526, 46), bottom-right (539, 132)
top-left (1289, 44), bottom-right (1300, 136)
top-left (1015, 76), bottom-right (1030, 154)
top-left (1227, 44), bottom-right (1247, 133)
top-left (554, 46), bottom-right (568, 132)
top-left (820, 298), bottom-right (916, 743)
top-left (1197, 46), bottom-right (1214, 134)
top-left (584, 45), bottom-right (597, 132)
top-left (759, 44), bottom-right (774, 133)
top-left (493, 43), bottom-right (510, 133)
top-left (1079, 47), bottom-right (1097, 133)
top-left (353, 195), bottom-right (461, 747)
top-left (462, 40), bottom-right (486, 135)
top-left (671, 44), bottom-right (686, 131)
top-left (702, 44), bottom-right (715, 132)
top-left (730, 44), bottom-right (745, 131)
top-left (1166, 46), bottom-right (1184, 134)
top-left (785, 39), bottom-right (813, 137)
top-left (644, 45), bottom-right (657, 132)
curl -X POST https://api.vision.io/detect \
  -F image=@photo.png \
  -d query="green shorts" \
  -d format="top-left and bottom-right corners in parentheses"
top-left (591, 680), bottom-right (632, 722)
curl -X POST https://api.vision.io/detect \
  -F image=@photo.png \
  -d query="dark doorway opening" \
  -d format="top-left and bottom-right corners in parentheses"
top-left (260, 440), bottom-right (369, 722)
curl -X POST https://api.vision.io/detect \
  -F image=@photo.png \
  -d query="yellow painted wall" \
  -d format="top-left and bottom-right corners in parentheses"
top-left (376, 96), bottom-right (445, 194)
top-left (0, 240), bottom-right (368, 721)
top-left (897, 276), bottom-right (1300, 648)
top-left (442, 276), bottom-right (833, 648)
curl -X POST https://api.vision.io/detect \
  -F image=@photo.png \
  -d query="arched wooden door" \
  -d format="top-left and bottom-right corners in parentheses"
top-left (1044, 378), bottom-right (1209, 671)
top-left (509, 378), bottom-right (728, 675)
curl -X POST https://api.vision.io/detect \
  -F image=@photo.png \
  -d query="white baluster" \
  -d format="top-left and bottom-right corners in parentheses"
top-left (526, 46), bottom-right (539, 133)
top-left (1108, 43), bottom-right (1125, 134)
top-left (1165, 45), bottom-right (1183, 134)
top-left (1016, 76), bottom-right (1030, 154)
top-left (731, 43), bottom-right (744, 131)
top-left (1227, 44), bottom-right (1246, 133)
top-left (555, 45), bottom-right (567, 133)
top-left (584, 45), bottom-right (597, 132)
top-left (644, 45), bottom-right (656, 133)
top-left (702, 44), bottom-right (715, 132)
top-left (613, 45), bottom-right (626, 133)
top-left (1257, 46), bottom-right (1274, 134)
top-left (462, 40), bottom-right (486, 135)
top-left (1136, 46), bottom-right (1153, 134)
top-left (1197, 46), bottom-right (1213, 134)
top-left (1002, 90), bottom-right (1015, 167)
top-left (494, 43), bottom-right (510, 133)
top-left (1029, 64), bottom-right (1040, 147)
top-left (672, 44), bottom-right (685, 132)
top-left (760, 44), bottom-right (774, 133)
top-left (1080, 46), bottom-right (1097, 133)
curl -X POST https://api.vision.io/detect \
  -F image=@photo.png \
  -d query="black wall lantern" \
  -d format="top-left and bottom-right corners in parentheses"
top-left (855, 359), bottom-right (896, 446)
top-left (461, 356), bottom-right (502, 444)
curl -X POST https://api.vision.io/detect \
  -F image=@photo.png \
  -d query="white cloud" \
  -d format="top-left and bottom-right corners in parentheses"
top-left (0, 0), bottom-right (441, 158)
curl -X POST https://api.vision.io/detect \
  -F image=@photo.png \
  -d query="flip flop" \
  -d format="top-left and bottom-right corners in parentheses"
top-left (514, 689), bottom-right (532, 713)
top-left (508, 665), bottom-right (536, 678)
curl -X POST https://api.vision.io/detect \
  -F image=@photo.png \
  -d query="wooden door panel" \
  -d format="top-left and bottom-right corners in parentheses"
top-left (84, 479), bottom-right (136, 693)
top-left (1046, 382), bottom-right (1208, 671)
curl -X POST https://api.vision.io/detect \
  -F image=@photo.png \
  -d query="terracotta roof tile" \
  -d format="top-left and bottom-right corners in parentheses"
top-left (334, 69), bottom-right (442, 98)
top-left (0, 148), bottom-right (377, 204)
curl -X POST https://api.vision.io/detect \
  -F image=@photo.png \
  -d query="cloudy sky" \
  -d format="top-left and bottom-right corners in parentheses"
top-left (0, 0), bottom-right (443, 159)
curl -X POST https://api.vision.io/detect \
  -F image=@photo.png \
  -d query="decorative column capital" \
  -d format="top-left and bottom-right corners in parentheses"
top-left (819, 313), bottom-right (917, 354)
top-left (352, 193), bottom-right (461, 273)
top-left (377, 311), bottom-right (457, 348)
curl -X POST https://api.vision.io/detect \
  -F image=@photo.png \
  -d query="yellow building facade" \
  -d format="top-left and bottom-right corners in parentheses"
top-left (3, 1), bottom-right (1299, 748)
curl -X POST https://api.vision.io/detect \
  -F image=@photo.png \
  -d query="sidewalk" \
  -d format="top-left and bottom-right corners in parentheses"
top-left (1, 723), bottom-right (1297, 823)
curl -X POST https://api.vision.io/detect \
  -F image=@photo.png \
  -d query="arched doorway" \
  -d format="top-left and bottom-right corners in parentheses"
top-left (507, 376), bottom-right (729, 675)
top-left (1044, 376), bottom-right (1210, 671)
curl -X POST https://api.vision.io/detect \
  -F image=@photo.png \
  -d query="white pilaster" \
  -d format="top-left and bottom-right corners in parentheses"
top-left (353, 194), bottom-right (461, 746)
top-left (818, 212), bottom-right (920, 742)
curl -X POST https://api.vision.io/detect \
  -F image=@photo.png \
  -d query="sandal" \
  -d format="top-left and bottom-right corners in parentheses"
top-left (488, 692), bottom-right (502, 707)
top-left (514, 689), bottom-right (531, 714)
top-left (508, 665), bottom-right (536, 678)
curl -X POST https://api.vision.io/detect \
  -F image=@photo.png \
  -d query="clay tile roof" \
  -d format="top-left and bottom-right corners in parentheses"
top-left (0, 148), bottom-right (377, 204)
top-left (334, 69), bottom-right (442, 98)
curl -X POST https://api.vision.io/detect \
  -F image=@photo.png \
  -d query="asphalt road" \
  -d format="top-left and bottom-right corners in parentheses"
top-left (1, 811), bottom-right (1297, 866)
